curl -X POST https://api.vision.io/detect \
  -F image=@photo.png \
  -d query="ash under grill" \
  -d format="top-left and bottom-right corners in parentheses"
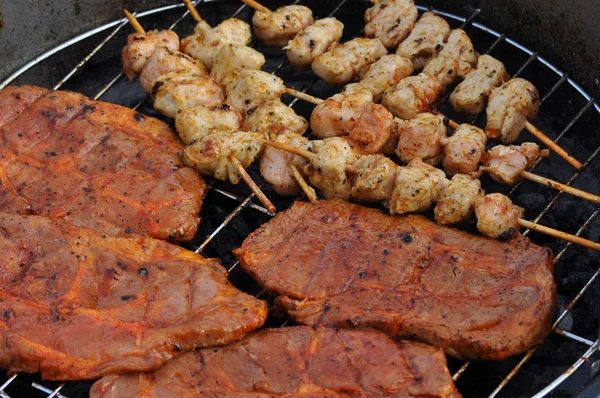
top-left (1, 0), bottom-right (600, 397)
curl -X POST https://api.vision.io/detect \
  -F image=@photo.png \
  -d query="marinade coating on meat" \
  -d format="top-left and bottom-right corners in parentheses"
top-left (0, 86), bottom-right (205, 241)
top-left (234, 199), bottom-right (556, 360)
top-left (91, 326), bottom-right (461, 397)
top-left (0, 213), bottom-right (267, 380)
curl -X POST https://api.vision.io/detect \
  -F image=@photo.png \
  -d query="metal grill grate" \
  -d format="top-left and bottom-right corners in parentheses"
top-left (1, 1), bottom-right (599, 397)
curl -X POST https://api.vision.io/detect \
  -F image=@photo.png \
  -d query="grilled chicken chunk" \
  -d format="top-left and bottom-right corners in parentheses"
top-left (441, 123), bottom-right (487, 176)
top-left (475, 193), bottom-right (524, 239)
top-left (252, 5), bottom-right (314, 47)
top-left (175, 103), bottom-right (242, 145)
top-left (310, 86), bottom-right (393, 153)
top-left (481, 142), bottom-right (549, 185)
top-left (285, 17), bottom-right (344, 69)
top-left (0, 213), bottom-right (267, 380)
top-left (151, 72), bottom-right (224, 118)
top-left (225, 69), bottom-right (285, 115)
top-left (139, 47), bottom-right (206, 92)
top-left (304, 137), bottom-right (358, 200)
top-left (423, 29), bottom-right (478, 91)
top-left (434, 174), bottom-right (483, 225)
top-left (388, 158), bottom-right (449, 214)
top-left (396, 12), bottom-right (450, 70)
top-left (243, 99), bottom-right (308, 138)
top-left (210, 43), bottom-right (266, 87)
top-left (348, 154), bottom-right (400, 202)
top-left (450, 55), bottom-right (510, 114)
top-left (121, 30), bottom-right (179, 80)
top-left (359, 54), bottom-right (414, 101)
top-left (235, 199), bottom-right (556, 360)
top-left (183, 132), bottom-right (264, 184)
top-left (364, 0), bottom-right (419, 49)
top-left (91, 327), bottom-right (461, 398)
top-left (382, 73), bottom-right (442, 119)
top-left (260, 133), bottom-right (315, 196)
top-left (181, 18), bottom-right (251, 71)
top-left (312, 37), bottom-right (388, 85)
top-left (395, 112), bottom-right (447, 165)
top-left (486, 78), bottom-right (540, 143)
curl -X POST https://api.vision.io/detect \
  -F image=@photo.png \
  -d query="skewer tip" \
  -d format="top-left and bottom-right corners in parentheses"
top-left (183, 0), bottom-right (203, 22)
top-left (123, 9), bottom-right (146, 34)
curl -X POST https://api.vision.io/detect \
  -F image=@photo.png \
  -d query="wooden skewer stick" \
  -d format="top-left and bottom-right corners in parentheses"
top-left (286, 88), bottom-right (323, 105)
top-left (290, 164), bottom-right (318, 202)
top-left (524, 121), bottom-right (583, 170)
top-left (183, 0), bottom-right (203, 23)
top-left (241, 0), bottom-right (272, 13)
top-left (518, 219), bottom-right (600, 252)
top-left (520, 171), bottom-right (600, 204)
top-left (260, 138), bottom-right (315, 159)
top-left (228, 155), bottom-right (277, 214)
top-left (123, 9), bottom-right (145, 34)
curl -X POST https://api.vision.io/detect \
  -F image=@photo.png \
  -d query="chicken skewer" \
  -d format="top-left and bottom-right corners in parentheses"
top-left (124, 10), bottom-right (277, 214)
top-left (262, 139), bottom-right (600, 251)
top-left (285, 88), bottom-right (600, 204)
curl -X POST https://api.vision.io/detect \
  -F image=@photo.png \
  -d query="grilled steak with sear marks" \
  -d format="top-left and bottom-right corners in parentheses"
top-left (0, 86), bottom-right (205, 241)
top-left (0, 213), bottom-right (267, 380)
top-left (91, 326), bottom-right (461, 397)
top-left (234, 199), bottom-right (556, 360)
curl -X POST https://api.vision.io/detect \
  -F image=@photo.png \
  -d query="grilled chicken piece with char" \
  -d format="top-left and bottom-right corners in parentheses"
top-left (210, 43), bottom-right (266, 88)
top-left (481, 142), bottom-right (549, 184)
top-left (175, 103), bottom-right (242, 145)
top-left (450, 55), bottom-right (510, 114)
top-left (183, 131), bottom-right (264, 184)
top-left (285, 17), bottom-right (344, 69)
top-left (235, 199), bottom-right (556, 360)
top-left (434, 174), bottom-right (483, 225)
top-left (260, 133), bottom-right (315, 196)
top-left (423, 29), bottom-right (478, 91)
top-left (382, 73), bottom-right (442, 120)
top-left (243, 99), bottom-right (308, 138)
top-left (388, 158), bottom-right (449, 214)
top-left (348, 154), bottom-right (400, 203)
top-left (359, 54), bottom-right (414, 101)
top-left (364, 0), bottom-right (419, 49)
top-left (312, 37), bottom-right (388, 85)
top-left (0, 213), bottom-right (267, 380)
top-left (151, 72), bottom-right (223, 118)
top-left (475, 193), bottom-right (524, 239)
top-left (395, 112), bottom-right (447, 165)
top-left (304, 137), bottom-right (358, 200)
top-left (139, 47), bottom-right (206, 92)
top-left (441, 123), bottom-right (487, 176)
top-left (396, 12), bottom-right (450, 70)
top-left (252, 5), bottom-right (314, 47)
top-left (225, 69), bottom-right (285, 115)
top-left (181, 18), bottom-right (251, 71)
top-left (486, 78), bottom-right (540, 143)
top-left (311, 85), bottom-right (393, 153)
top-left (91, 327), bottom-right (461, 398)
top-left (121, 29), bottom-right (179, 80)
top-left (0, 86), bottom-right (204, 241)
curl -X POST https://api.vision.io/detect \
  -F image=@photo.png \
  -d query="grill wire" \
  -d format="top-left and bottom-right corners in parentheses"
top-left (1, 0), bottom-right (599, 396)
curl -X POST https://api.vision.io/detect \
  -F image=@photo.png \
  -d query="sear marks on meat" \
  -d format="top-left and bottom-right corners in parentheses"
top-left (90, 326), bottom-right (461, 397)
top-left (0, 213), bottom-right (267, 380)
top-left (0, 86), bottom-right (205, 241)
top-left (234, 199), bottom-right (556, 361)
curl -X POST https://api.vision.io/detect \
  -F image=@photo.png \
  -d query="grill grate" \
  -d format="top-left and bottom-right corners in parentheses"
top-left (1, 1), bottom-right (599, 397)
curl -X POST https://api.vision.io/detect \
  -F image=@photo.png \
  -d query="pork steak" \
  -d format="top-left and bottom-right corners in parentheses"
top-left (234, 199), bottom-right (556, 360)
top-left (0, 213), bottom-right (267, 380)
top-left (0, 86), bottom-right (205, 241)
top-left (91, 326), bottom-right (461, 397)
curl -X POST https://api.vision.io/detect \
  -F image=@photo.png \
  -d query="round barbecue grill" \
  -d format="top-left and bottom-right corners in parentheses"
top-left (1, 0), bottom-right (599, 397)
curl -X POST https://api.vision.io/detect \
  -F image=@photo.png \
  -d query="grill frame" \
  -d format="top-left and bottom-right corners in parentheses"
top-left (0, 0), bottom-right (599, 397)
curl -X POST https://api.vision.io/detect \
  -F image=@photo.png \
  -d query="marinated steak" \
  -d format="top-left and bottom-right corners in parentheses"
top-left (0, 86), bottom-right (205, 241)
top-left (234, 199), bottom-right (556, 360)
top-left (91, 326), bottom-right (461, 397)
top-left (0, 213), bottom-right (267, 380)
